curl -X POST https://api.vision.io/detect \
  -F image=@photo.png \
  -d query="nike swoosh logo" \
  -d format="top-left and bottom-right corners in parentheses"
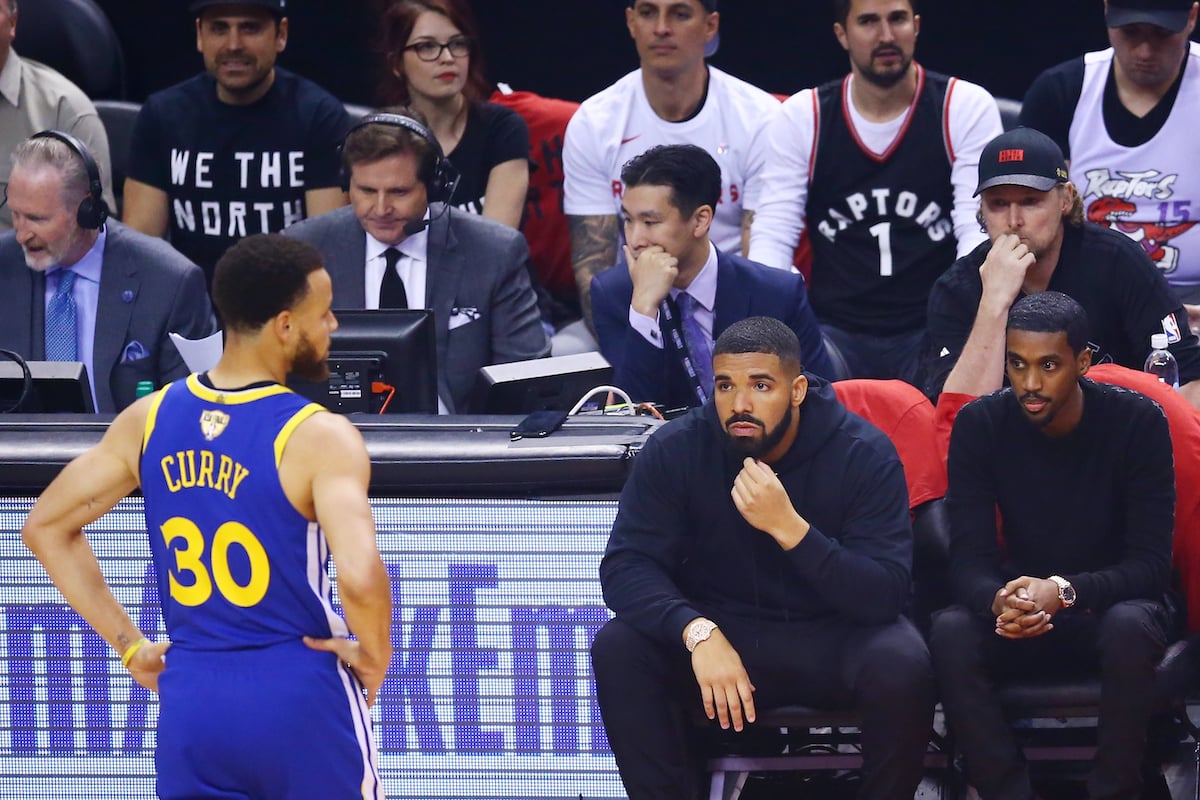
top-left (621, 135), bottom-right (642, 145)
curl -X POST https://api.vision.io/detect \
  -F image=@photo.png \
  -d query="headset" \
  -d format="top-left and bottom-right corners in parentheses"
top-left (339, 112), bottom-right (461, 205)
top-left (30, 130), bottom-right (110, 230)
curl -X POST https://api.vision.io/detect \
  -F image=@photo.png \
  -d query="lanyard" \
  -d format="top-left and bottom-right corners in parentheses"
top-left (659, 296), bottom-right (709, 406)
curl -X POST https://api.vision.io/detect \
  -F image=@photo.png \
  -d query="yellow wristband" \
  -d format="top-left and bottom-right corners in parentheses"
top-left (120, 637), bottom-right (150, 669)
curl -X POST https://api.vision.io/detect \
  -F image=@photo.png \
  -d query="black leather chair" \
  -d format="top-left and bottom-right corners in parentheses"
top-left (93, 100), bottom-right (141, 219)
top-left (12, 0), bottom-right (126, 99)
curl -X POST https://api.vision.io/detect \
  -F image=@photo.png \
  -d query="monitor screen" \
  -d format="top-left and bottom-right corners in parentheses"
top-left (0, 360), bottom-right (94, 413)
top-left (472, 352), bottom-right (613, 414)
top-left (289, 309), bottom-right (438, 414)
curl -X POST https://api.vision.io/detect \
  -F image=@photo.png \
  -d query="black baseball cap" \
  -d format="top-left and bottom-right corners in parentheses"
top-left (190, 0), bottom-right (287, 18)
top-left (1106, 0), bottom-right (1195, 32)
top-left (974, 128), bottom-right (1070, 196)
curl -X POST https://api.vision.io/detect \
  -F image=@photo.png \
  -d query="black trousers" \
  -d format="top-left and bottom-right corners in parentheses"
top-left (929, 601), bottom-right (1172, 800)
top-left (590, 615), bottom-right (936, 800)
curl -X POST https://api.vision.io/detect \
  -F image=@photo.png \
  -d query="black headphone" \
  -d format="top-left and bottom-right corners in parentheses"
top-left (30, 130), bottom-right (109, 230)
top-left (339, 112), bottom-right (461, 204)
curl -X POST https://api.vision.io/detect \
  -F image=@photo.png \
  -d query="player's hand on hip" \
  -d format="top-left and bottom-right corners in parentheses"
top-left (731, 458), bottom-right (809, 550)
top-left (126, 640), bottom-right (171, 693)
top-left (979, 233), bottom-right (1035, 314)
top-left (626, 244), bottom-right (679, 318)
top-left (304, 635), bottom-right (388, 706)
top-left (691, 629), bottom-right (756, 732)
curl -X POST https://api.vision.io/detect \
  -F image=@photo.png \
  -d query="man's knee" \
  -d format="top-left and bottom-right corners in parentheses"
top-left (928, 604), bottom-right (982, 671)
top-left (591, 618), bottom-right (641, 677)
top-left (1097, 600), bottom-right (1168, 668)
top-left (856, 620), bottom-right (935, 701)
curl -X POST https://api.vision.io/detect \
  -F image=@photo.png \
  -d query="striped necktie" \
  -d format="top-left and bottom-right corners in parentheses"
top-left (45, 269), bottom-right (78, 361)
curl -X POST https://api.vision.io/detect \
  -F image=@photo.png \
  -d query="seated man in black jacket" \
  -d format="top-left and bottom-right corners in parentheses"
top-left (930, 291), bottom-right (1177, 800)
top-left (590, 316), bottom-right (935, 800)
top-left (924, 127), bottom-right (1200, 409)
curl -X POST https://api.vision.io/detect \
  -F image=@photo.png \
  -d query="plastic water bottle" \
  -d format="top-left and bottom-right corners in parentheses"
top-left (1144, 333), bottom-right (1180, 391)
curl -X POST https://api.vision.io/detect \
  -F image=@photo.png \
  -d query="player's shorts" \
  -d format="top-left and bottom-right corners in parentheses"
top-left (155, 640), bottom-right (383, 799)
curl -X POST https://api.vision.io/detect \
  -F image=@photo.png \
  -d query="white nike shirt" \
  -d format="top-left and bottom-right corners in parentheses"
top-left (563, 67), bottom-right (781, 255)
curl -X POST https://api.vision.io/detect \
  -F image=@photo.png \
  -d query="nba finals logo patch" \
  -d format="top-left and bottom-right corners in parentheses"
top-left (200, 409), bottom-right (230, 441)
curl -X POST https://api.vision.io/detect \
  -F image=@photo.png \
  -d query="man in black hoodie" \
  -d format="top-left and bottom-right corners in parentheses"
top-left (591, 315), bottom-right (935, 800)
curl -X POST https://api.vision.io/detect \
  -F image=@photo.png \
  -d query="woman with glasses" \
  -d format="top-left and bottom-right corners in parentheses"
top-left (381, 0), bottom-right (530, 230)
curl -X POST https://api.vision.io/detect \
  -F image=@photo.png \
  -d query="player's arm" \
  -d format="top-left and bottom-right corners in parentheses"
top-left (945, 81), bottom-right (1004, 256)
top-left (304, 187), bottom-right (348, 220)
top-left (296, 413), bottom-right (393, 705)
top-left (942, 235), bottom-right (1033, 396)
top-left (121, 178), bottom-right (170, 238)
top-left (21, 397), bottom-right (169, 689)
top-left (482, 158), bottom-right (530, 230)
top-left (740, 210), bottom-right (755, 257)
top-left (747, 91), bottom-right (813, 270)
top-left (568, 213), bottom-right (620, 333)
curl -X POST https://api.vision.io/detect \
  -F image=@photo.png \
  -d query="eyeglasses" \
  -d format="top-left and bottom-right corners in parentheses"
top-left (404, 37), bottom-right (471, 62)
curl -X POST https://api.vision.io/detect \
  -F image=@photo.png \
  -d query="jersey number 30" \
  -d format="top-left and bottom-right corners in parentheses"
top-left (162, 517), bottom-right (271, 607)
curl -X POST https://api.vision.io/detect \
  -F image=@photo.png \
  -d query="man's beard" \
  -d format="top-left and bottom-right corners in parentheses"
top-left (857, 47), bottom-right (912, 89)
top-left (722, 405), bottom-right (793, 460)
top-left (290, 330), bottom-right (329, 382)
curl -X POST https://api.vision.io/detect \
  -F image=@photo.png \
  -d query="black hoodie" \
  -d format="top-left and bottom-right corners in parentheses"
top-left (600, 377), bottom-right (914, 646)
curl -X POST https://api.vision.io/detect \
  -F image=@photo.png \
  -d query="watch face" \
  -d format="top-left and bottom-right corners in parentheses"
top-left (1061, 584), bottom-right (1076, 605)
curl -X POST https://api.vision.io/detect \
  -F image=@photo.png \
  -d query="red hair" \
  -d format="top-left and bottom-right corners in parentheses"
top-left (379, 0), bottom-right (491, 105)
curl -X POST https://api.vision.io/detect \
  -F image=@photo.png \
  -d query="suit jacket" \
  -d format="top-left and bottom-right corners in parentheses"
top-left (591, 249), bottom-right (833, 408)
top-left (284, 204), bottom-right (550, 413)
top-left (0, 220), bottom-right (215, 413)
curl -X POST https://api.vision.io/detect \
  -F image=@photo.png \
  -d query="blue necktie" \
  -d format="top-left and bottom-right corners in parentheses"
top-left (45, 269), bottom-right (78, 361)
top-left (676, 292), bottom-right (713, 400)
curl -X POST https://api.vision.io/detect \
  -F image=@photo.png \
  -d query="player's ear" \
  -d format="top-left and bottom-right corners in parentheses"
top-left (791, 374), bottom-right (808, 408)
top-left (692, 204), bottom-right (714, 240)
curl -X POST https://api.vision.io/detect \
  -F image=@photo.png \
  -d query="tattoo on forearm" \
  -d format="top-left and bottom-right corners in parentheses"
top-left (568, 214), bottom-right (620, 331)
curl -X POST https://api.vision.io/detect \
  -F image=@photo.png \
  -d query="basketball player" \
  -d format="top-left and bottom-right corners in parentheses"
top-left (22, 234), bottom-right (392, 799)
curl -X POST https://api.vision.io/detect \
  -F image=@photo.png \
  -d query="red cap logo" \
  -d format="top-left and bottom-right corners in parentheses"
top-left (998, 149), bottom-right (1025, 163)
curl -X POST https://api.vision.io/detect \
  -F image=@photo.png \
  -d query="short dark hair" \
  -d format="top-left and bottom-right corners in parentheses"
top-left (1007, 291), bottom-right (1090, 356)
top-left (212, 234), bottom-right (325, 333)
top-left (341, 106), bottom-right (439, 187)
top-left (713, 316), bottom-right (803, 372)
top-left (620, 144), bottom-right (721, 219)
top-left (834, 0), bottom-right (916, 25)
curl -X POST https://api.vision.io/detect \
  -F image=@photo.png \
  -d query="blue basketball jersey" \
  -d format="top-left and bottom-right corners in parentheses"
top-left (140, 376), bottom-right (384, 799)
top-left (140, 375), bottom-right (347, 651)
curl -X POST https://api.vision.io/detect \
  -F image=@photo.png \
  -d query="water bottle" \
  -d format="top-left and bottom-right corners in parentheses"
top-left (1144, 333), bottom-right (1179, 391)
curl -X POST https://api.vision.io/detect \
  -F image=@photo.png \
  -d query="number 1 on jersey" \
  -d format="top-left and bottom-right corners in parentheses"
top-left (869, 221), bottom-right (894, 277)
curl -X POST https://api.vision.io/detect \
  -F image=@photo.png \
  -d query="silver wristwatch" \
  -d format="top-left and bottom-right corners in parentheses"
top-left (1048, 575), bottom-right (1076, 608)
top-left (685, 618), bottom-right (719, 653)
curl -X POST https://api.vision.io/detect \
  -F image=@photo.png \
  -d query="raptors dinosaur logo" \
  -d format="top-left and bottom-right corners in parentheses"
top-left (1087, 197), bottom-right (1197, 275)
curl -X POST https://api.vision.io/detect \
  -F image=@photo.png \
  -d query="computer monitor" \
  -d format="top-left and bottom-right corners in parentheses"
top-left (0, 359), bottom-right (95, 413)
top-left (289, 309), bottom-right (438, 414)
top-left (471, 352), bottom-right (613, 414)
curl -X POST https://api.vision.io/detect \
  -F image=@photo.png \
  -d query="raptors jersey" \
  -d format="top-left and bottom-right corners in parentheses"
top-left (140, 374), bottom-right (347, 650)
top-left (1068, 43), bottom-right (1200, 288)
top-left (807, 66), bottom-right (957, 334)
